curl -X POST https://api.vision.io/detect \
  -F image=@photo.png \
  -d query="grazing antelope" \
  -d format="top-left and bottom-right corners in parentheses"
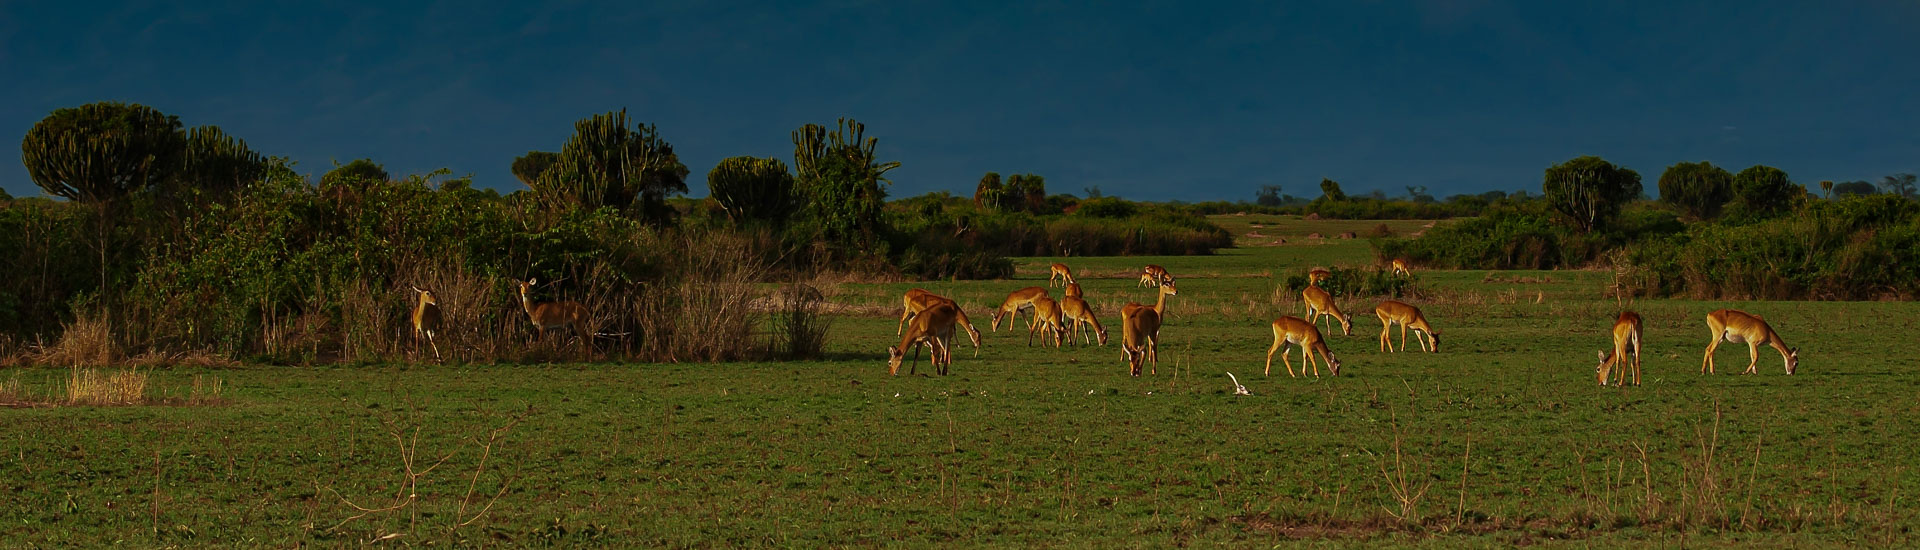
top-left (1390, 258), bottom-right (1412, 277)
top-left (1063, 282), bottom-right (1084, 299)
top-left (889, 302), bottom-right (959, 376)
top-left (1307, 268), bottom-right (1332, 286)
top-left (1048, 263), bottom-right (1077, 287)
top-left (1301, 285), bottom-right (1353, 336)
top-left (896, 289), bottom-right (983, 356)
top-left (1139, 265), bottom-right (1173, 287)
top-left (1119, 282), bottom-right (1178, 376)
top-left (1374, 300), bottom-right (1440, 353)
top-left (992, 287), bottom-right (1049, 331)
top-left (408, 286), bottom-right (442, 360)
top-left (1701, 309), bottom-right (1798, 375)
top-left (1027, 296), bottom-right (1067, 347)
top-left (1597, 311), bottom-right (1643, 386)
top-left (513, 278), bottom-right (589, 345)
top-left (1265, 316), bottom-right (1342, 377)
top-left (1059, 296), bottom-right (1108, 346)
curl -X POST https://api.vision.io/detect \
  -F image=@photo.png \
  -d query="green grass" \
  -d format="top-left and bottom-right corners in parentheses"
top-left (3, 216), bottom-right (1915, 547)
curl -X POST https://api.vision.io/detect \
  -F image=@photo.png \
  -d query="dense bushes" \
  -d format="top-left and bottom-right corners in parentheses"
top-left (886, 196), bottom-right (1233, 275)
top-left (1617, 195), bottom-right (1920, 300)
top-left (1281, 266), bottom-right (1420, 299)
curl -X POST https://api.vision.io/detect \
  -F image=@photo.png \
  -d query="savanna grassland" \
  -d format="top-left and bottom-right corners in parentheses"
top-left (3, 215), bottom-right (1918, 548)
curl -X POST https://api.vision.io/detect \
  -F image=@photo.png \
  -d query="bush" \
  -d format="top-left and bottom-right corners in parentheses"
top-left (1282, 266), bottom-right (1419, 299)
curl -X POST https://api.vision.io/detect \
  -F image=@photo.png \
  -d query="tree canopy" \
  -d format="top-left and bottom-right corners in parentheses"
top-left (707, 156), bottom-right (796, 224)
top-left (21, 101), bottom-right (185, 204)
top-left (1656, 161), bottom-right (1733, 220)
top-left (1730, 165), bottom-right (1800, 217)
top-left (1543, 155), bottom-right (1641, 233)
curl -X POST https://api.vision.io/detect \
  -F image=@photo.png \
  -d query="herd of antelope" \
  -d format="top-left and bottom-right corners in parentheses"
top-left (404, 277), bottom-right (594, 360)
top-left (886, 257), bottom-right (1803, 385)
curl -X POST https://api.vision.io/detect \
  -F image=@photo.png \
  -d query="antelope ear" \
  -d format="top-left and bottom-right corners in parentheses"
top-left (529, 277), bottom-right (538, 285)
top-left (1597, 350), bottom-right (1607, 360)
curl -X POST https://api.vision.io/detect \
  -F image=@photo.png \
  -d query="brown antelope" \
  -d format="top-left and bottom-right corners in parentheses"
top-left (889, 302), bottom-right (958, 376)
top-left (1048, 263), bottom-right (1076, 287)
top-left (1059, 296), bottom-right (1107, 346)
top-left (1063, 282), bottom-right (1084, 299)
top-left (1265, 316), bottom-right (1342, 377)
top-left (409, 286), bottom-right (442, 360)
top-left (1390, 258), bottom-right (1412, 277)
top-left (1301, 285), bottom-right (1353, 337)
top-left (1027, 296), bottom-right (1067, 347)
top-left (1597, 311), bottom-right (1643, 386)
top-left (1701, 309), bottom-right (1798, 375)
top-left (1139, 265), bottom-right (1173, 287)
top-left (1119, 282), bottom-right (1178, 376)
top-left (992, 287), bottom-right (1049, 331)
top-left (1307, 268), bottom-right (1332, 286)
top-left (896, 289), bottom-right (983, 356)
top-left (1374, 300), bottom-right (1440, 353)
top-left (513, 278), bottom-right (589, 345)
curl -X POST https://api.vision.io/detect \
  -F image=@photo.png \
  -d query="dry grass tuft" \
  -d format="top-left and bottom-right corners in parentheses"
top-left (32, 316), bottom-right (118, 367)
top-left (66, 366), bottom-right (150, 406)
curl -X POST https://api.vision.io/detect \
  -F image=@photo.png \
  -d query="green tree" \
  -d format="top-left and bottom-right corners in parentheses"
top-left (1882, 173), bottom-right (1917, 199)
top-left (510, 151), bottom-right (559, 187)
top-left (792, 118), bottom-right (900, 250)
top-left (1318, 178), bottom-right (1347, 201)
top-left (321, 158), bottom-right (390, 189)
top-left (973, 172), bottom-right (1003, 210)
top-left (21, 101), bottom-right (186, 315)
top-left (1819, 180), bottom-right (1834, 200)
top-left (706, 156), bottom-right (796, 224)
top-left (1254, 185), bottom-right (1282, 206)
top-left (1656, 161), bottom-right (1734, 220)
top-left (1004, 173), bottom-right (1046, 212)
top-left (171, 125), bottom-right (266, 202)
top-left (1833, 180), bottom-right (1877, 197)
top-left (538, 109), bottom-right (689, 222)
top-left (1542, 156), bottom-right (1641, 233)
top-left (1730, 165), bottom-right (1800, 216)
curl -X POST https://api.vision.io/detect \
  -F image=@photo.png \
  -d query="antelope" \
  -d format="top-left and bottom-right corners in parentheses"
top-left (1119, 282), bottom-right (1178, 376)
top-left (408, 286), bottom-right (442, 360)
top-left (1049, 263), bottom-right (1076, 287)
top-left (1390, 258), bottom-right (1412, 277)
top-left (896, 289), bottom-right (983, 356)
top-left (1063, 282), bottom-right (1084, 299)
top-left (1027, 296), bottom-right (1067, 347)
top-left (1139, 265), bottom-right (1173, 287)
top-left (889, 302), bottom-right (959, 376)
top-left (513, 278), bottom-right (589, 345)
top-left (1301, 285), bottom-right (1353, 336)
top-left (1059, 296), bottom-right (1108, 346)
top-left (992, 287), bottom-right (1049, 331)
top-left (1307, 268), bottom-right (1332, 286)
top-left (1597, 311), bottom-right (1643, 386)
top-left (1701, 309), bottom-right (1798, 375)
top-left (1265, 316), bottom-right (1342, 377)
top-left (1374, 300), bottom-right (1440, 353)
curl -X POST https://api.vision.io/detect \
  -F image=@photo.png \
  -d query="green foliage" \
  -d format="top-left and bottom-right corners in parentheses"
top-left (1881, 173), bottom-right (1917, 199)
top-left (319, 159), bottom-right (390, 189)
top-left (1318, 178), bottom-right (1347, 201)
top-left (1621, 194), bottom-right (1920, 300)
top-left (706, 156), bottom-right (796, 224)
top-left (510, 151), bottom-right (559, 186)
top-left (1073, 197), bottom-right (1138, 218)
top-left (537, 109), bottom-right (689, 223)
top-left (22, 102), bottom-right (184, 203)
top-left (1254, 185), bottom-right (1283, 206)
top-left (173, 125), bottom-right (267, 202)
top-left (0, 202), bottom-right (94, 335)
top-left (792, 118), bottom-right (899, 252)
top-left (1833, 180), bottom-right (1878, 197)
top-left (1543, 155), bottom-right (1641, 233)
top-left (1729, 164), bottom-right (1800, 218)
top-left (1657, 161), bottom-right (1733, 220)
top-left (972, 172), bottom-right (1003, 209)
top-left (1280, 265), bottom-right (1419, 298)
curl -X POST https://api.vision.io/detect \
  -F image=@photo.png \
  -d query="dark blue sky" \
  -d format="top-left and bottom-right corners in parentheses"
top-left (5, 1), bottom-right (1916, 201)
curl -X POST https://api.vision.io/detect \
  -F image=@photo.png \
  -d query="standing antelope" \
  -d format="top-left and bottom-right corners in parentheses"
top-left (896, 289), bottom-right (983, 356)
top-left (1701, 309), bottom-right (1798, 375)
top-left (1140, 265), bottom-right (1173, 287)
top-left (1265, 316), bottom-right (1342, 377)
top-left (513, 278), bottom-right (589, 346)
top-left (1307, 268), bottom-right (1332, 286)
top-left (1301, 285), bottom-right (1353, 336)
top-left (1597, 311), bottom-right (1643, 386)
top-left (889, 302), bottom-right (959, 376)
top-left (1027, 296), bottom-right (1067, 347)
top-left (1064, 282), bottom-right (1084, 299)
top-left (1059, 296), bottom-right (1107, 346)
top-left (409, 286), bottom-right (442, 360)
top-left (1374, 300), bottom-right (1440, 353)
top-left (1049, 263), bottom-right (1076, 287)
top-left (1119, 282), bottom-right (1178, 376)
top-left (992, 287), bottom-right (1049, 331)
top-left (1390, 258), bottom-right (1412, 277)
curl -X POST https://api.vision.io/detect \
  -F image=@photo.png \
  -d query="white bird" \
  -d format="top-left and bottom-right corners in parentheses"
top-left (1226, 372), bottom-right (1251, 396)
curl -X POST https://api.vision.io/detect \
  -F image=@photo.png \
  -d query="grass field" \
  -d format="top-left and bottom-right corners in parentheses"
top-left (4, 215), bottom-right (1917, 547)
